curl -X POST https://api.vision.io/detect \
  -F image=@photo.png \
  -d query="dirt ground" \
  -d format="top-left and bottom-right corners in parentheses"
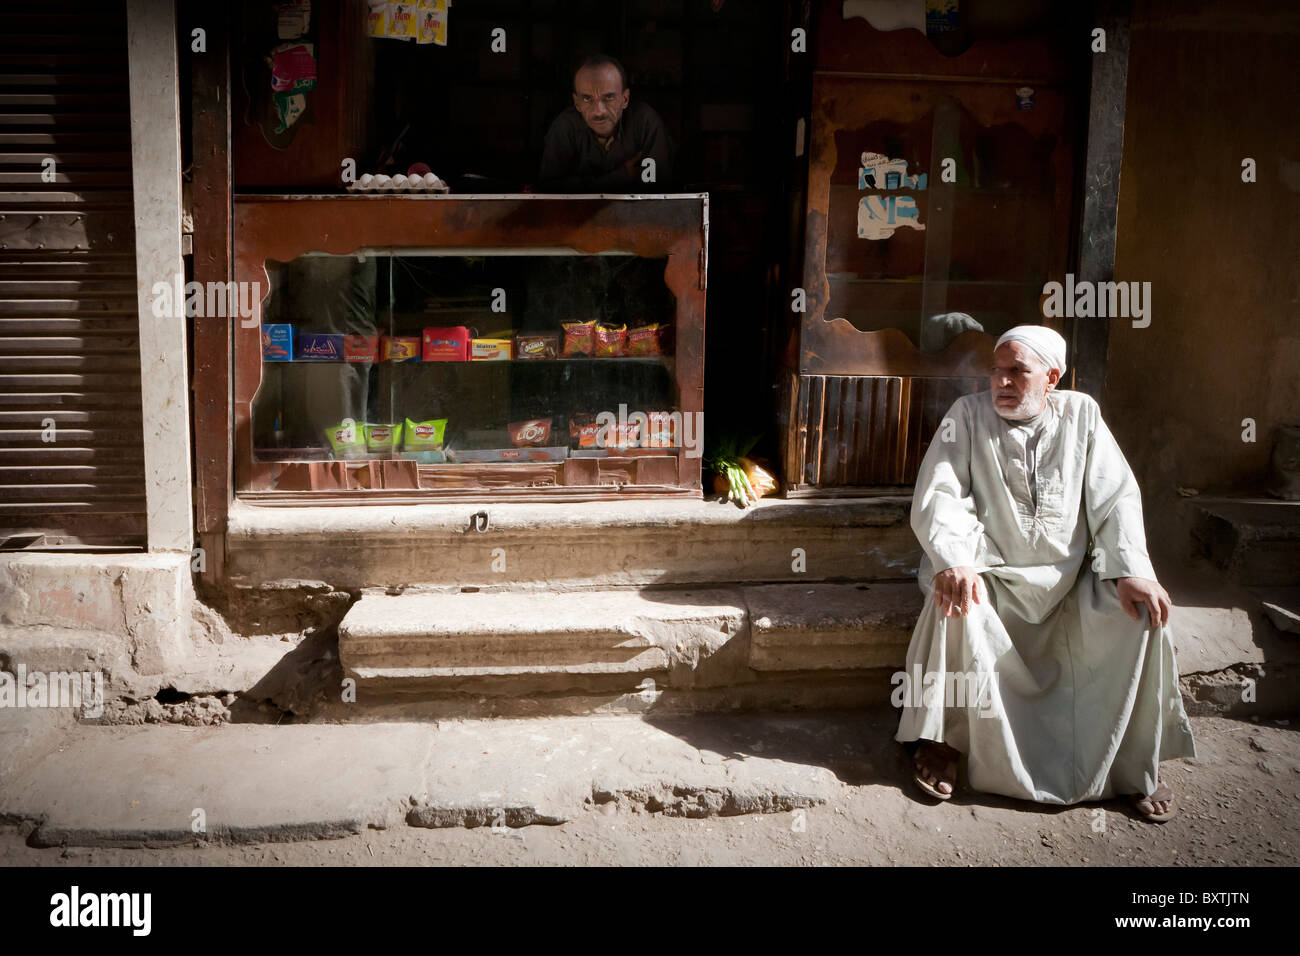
top-left (0, 715), bottom-right (1294, 867)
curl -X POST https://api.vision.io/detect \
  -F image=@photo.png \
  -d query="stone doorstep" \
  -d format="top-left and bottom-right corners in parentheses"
top-left (222, 496), bottom-right (921, 590)
top-left (338, 583), bottom-right (923, 693)
top-left (335, 574), bottom-right (1278, 705)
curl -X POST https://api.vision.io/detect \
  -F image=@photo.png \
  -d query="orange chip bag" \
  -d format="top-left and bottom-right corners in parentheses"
top-left (562, 319), bottom-right (596, 357)
top-left (595, 322), bottom-right (627, 358)
top-left (626, 323), bottom-right (662, 357)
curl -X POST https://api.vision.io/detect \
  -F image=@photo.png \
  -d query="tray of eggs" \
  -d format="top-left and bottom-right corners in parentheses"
top-left (347, 162), bottom-right (449, 193)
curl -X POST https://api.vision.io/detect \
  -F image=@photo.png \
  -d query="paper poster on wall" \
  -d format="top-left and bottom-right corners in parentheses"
top-left (857, 151), bottom-right (926, 240)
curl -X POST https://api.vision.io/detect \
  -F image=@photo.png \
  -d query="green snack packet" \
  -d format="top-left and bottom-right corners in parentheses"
top-left (404, 417), bottom-right (447, 450)
top-left (364, 422), bottom-right (403, 453)
top-left (325, 419), bottom-right (367, 459)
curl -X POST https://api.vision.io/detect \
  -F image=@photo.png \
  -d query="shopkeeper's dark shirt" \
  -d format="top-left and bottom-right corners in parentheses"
top-left (537, 99), bottom-right (674, 193)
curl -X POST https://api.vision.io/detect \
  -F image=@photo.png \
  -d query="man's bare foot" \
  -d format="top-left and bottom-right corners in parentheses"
top-left (1132, 782), bottom-right (1177, 822)
top-left (912, 740), bottom-right (959, 800)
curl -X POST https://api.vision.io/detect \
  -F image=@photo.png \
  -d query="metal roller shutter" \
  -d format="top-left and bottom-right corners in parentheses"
top-left (0, 2), bottom-right (146, 550)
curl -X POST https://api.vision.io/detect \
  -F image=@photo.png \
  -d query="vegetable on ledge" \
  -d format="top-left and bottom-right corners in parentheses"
top-left (705, 435), bottom-right (778, 508)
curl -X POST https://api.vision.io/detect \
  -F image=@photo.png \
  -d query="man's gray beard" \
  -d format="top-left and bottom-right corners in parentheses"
top-left (993, 388), bottom-right (1048, 422)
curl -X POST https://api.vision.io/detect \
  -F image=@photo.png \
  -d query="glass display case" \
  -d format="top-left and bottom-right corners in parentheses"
top-left (233, 195), bottom-right (707, 501)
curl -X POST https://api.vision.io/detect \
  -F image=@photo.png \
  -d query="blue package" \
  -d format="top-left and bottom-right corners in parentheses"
top-left (262, 324), bottom-right (293, 362)
top-left (296, 333), bottom-right (344, 362)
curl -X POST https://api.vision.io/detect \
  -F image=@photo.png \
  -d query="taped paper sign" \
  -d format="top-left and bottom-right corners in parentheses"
top-left (857, 151), bottom-right (926, 239)
top-left (858, 195), bottom-right (924, 239)
top-left (858, 152), bottom-right (927, 190)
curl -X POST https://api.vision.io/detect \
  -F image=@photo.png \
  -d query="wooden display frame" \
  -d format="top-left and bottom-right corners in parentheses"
top-left (232, 194), bottom-right (708, 503)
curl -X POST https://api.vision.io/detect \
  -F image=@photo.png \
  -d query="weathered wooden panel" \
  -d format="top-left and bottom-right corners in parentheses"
top-left (784, 373), bottom-right (984, 491)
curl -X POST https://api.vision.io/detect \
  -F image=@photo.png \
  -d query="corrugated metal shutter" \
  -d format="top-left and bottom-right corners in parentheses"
top-left (0, 2), bottom-right (146, 549)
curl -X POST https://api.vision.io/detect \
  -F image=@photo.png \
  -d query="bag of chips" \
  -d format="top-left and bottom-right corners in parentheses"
top-left (626, 323), bottom-right (662, 357)
top-left (562, 319), bottom-right (596, 357)
top-left (364, 422), bottom-right (403, 454)
top-left (403, 417), bottom-right (448, 450)
top-left (325, 419), bottom-right (367, 459)
top-left (595, 322), bottom-right (627, 358)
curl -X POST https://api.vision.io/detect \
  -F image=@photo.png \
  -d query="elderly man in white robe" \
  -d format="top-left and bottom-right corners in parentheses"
top-left (896, 325), bottom-right (1196, 822)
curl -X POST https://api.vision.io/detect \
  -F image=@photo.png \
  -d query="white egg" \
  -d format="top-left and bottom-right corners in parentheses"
top-left (358, 173), bottom-right (374, 188)
top-left (374, 174), bottom-right (392, 190)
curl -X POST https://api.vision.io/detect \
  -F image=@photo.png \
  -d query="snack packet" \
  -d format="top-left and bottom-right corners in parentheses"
top-left (570, 413), bottom-right (601, 449)
top-left (626, 323), bottom-right (662, 357)
top-left (325, 419), bottom-right (367, 459)
top-left (403, 417), bottom-right (448, 450)
top-left (562, 319), bottom-right (596, 357)
top-left (364, 422), bottom-right (403, 454)
top-left (595, 322), bottom-right (627, 358)
top-left (515, 333), bottom-right (559, 360)
top-left (344, 334), bottom-right (379, 362)
top-left (509, 419), bottom-right (552, 447)
top-left (381, 336), bottom-right (421, 362)
top-left (600, 422), bottom-right (640, 450)
top-left (644, 411), bottom-right (677, 447)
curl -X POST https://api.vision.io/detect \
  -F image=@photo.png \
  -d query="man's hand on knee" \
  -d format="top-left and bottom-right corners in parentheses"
top-left (1116, 576), bottom-right (1172, 628)
top-left (934, 566), bottom-right (983, 618)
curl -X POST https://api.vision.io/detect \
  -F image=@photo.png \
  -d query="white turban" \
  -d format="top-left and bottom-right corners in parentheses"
top-left (995, 325), bottom-right (1067, 375)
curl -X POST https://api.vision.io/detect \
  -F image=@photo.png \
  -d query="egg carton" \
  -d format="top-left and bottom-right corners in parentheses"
top-left (346, 172), bottom-right (450, 193)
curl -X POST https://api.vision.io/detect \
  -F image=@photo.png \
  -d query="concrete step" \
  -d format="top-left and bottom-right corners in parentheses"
top-left (746, 583), bottom-right (917, 671)
top-left (225, 496), bottom-right (918, 591)
top-left (337, 583), bottom-right (923, 706)
top-left (340, 588), bottom-right (745, 694)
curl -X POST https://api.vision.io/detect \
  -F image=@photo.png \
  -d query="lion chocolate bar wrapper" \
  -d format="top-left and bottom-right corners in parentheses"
top-left (403, 417), bottom-right (448, 450)
top-left (325, 419), bottom-right (368, 460)
top-left (509, 418), bottom-right (552, 448)
top-left (561, 319), bottom-right (596, 357)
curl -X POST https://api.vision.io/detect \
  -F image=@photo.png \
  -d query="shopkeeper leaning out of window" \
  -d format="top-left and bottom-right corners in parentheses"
top-left (537, 54), bottom-right (674, 193)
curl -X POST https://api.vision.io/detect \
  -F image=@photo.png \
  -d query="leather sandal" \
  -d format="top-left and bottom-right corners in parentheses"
top-left (1131, 782), bottom-right (1177, 822)
top-left (910, 741), bottom-right (957, 801)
